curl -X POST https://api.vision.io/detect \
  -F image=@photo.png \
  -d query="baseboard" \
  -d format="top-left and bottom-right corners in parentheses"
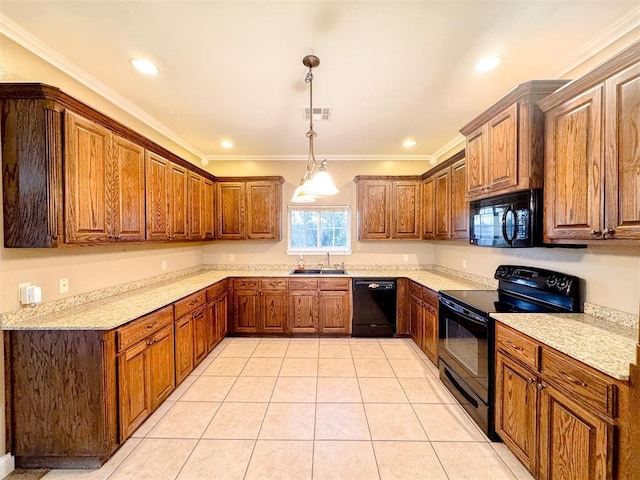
top-left (0, 453), bottom-right (15, 477)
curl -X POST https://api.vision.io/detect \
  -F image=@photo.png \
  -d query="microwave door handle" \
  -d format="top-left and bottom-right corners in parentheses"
top-left (502, 206), bottom-right (514, 246)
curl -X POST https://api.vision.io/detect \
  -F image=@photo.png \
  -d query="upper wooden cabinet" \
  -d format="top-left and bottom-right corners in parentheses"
top-left (539, 43), bottom-right (640, 243)
top-left (460, 80), bottom-right (569, 201)
top-left (0, 83), bottom-right (216, 247)
top-left (354, 176), bottom-right (422, 240)
top-left (421, 150), bottom-right (467, 241)
top-left (216, 177), bottom-right (284, 240)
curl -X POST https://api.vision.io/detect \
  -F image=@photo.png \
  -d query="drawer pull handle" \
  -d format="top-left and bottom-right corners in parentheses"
top-left (560, 371), bottom-right (587, 388)
top-left (192, 311), bottom-right (204, 320)
top-left (504, 340), bottom-right (523, 351)
top-left (145, 322), bottom-right (157, 330)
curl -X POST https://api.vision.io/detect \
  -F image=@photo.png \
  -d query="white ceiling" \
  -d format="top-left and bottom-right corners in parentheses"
top-left (1, 1), bottom-right (638, 163)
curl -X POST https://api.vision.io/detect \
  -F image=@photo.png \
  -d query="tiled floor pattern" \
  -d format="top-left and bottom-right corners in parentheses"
top-left (33, 338), bottom-right (533, 480)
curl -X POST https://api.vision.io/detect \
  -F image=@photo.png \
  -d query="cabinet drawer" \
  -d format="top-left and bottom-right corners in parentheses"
top-left (542, 349), bottom-right (617, 417)
top-left (174, 290), bottom-right (207, 319)
top-left (422, 287), bottom-right (438, 307)
top-left (206, 280), bottom-right (228, 302)
top-left (261, 278), bottom-right (288, 290)
top-left (319, 278), bottom-right (350, 291)
top-left (288, 279), bottom-right (318, 291)
top-left (409, 281), bottom-right (422, 298)
top-left (234, 278), bottom-right (259, 290)
top-left (117, 305), bottom-right (174, 352)
top-left (496, 324), bottom-right (540, 370)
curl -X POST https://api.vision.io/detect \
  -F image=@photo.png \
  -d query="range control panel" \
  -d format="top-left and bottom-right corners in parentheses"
top-left (494, 265), bottom-right (579, 296)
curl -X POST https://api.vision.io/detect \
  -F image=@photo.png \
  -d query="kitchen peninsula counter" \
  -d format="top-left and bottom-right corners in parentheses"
top-left (1, 268), bottom-right (489, 331)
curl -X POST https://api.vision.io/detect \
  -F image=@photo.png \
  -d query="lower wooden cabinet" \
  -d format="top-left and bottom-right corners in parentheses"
top-left (408, 281), bottom-right (438, 364)
top-left (174, 314), bottom-right (195, 384)
top-left (289, 283), bottom-right (319, 334)
top-left (207, 279), bottom-right (229, 350)
top-left (318, 278), bottom-right (351, 335)
top-left (231, 278), bottom-right (288, 334)
top-left (495, 322), bottom-right (627, 480)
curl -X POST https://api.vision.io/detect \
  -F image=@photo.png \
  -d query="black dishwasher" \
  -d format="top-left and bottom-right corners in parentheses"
top-left (351, 278), bottom-right (397, 337)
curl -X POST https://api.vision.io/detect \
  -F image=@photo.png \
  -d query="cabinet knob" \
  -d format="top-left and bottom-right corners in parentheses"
top-left (537, 383), bottom-right (546, 390)
top-left (590, 229), bottom-right (602, 236)
top-left (604, 228), bottom-right (615, 238)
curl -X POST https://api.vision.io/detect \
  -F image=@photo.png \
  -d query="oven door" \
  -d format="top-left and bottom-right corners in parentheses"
top-left (438, 298), bottom-right (491, 403)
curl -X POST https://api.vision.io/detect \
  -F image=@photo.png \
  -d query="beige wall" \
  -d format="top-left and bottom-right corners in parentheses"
top-left (202, 160), bottom-right (435, 267)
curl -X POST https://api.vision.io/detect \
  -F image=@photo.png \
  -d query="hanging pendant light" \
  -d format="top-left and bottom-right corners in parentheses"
top-left (290, 54), bottom-right (339, 203)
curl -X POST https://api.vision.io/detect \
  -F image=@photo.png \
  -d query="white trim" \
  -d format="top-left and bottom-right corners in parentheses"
top-left (203, 154), bottom-right (435, 162)
top-left (430, 135), bottom-right (466, 165)
top-left (0, 13), bottom-right (206, 162)
top-left (0, 453), bottom-right (15, 477)
top-left (286, 249), bottom-right (352, 256)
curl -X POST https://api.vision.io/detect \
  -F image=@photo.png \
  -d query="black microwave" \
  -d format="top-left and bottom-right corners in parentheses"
top-left (469, 189), bottom-right (543, 248)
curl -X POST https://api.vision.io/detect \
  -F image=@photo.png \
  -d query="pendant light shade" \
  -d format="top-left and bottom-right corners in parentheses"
top-left (290, 54), bottom-right (339, 203)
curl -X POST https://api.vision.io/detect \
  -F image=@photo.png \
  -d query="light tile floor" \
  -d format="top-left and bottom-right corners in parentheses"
top-left (25, 338), bottom-right (534, 480)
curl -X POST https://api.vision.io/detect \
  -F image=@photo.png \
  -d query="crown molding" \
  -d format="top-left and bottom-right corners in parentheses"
top-left (430, 135), bottom-right (466, 165)
top-left (552, 4), bottom-right (640, 79)
top-left (202, 153), bottom-right (435, 164)
top-left (0, 13), bottom-right (206, 161)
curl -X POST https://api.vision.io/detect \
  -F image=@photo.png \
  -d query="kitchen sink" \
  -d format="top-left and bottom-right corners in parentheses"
top-left (289, 268), bottom-right (348, 275)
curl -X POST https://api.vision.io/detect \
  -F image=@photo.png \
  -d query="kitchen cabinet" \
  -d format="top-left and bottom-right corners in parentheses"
top-left (202, 177), bottom-right (216, 240)
top-left (206, 280), bottom-right (229, 350)
top-left (495, 322), bottom-right (630, 480)
top-left (318, 278), bottom-right (352, 335)
top-left (354, 176), bottom-right (422, 240)
top-left (539, 46), bottom-right (640, 243)
top-left (117, 306), bottom-right (175, 441)
top-left (289, 279), bottom-right (319, 334)
top-left (216, 177), bottom-right (284, 240)
top-left (231, 278), bottom-right (288, 334)
top-left (188, 171), bottom-right (204, 240)
top-left (0, 83), bottom-right (216, 247)
top-left (408, 281), bottom-right (438, 364)
top-left (460, 80), bottom-right (569, 201)
top-left (421, 150), bottom-right (467, 241)
top-left (174, 289), bottom-right (208, 382)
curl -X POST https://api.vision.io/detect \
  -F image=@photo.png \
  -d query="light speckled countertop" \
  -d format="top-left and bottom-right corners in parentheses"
top-left (2, 269), bottom-right (487, 331)
top-left (492, 313), bottom-right (637, 380)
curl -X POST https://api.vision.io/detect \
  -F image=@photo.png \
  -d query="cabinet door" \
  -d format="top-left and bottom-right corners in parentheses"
top-left (435, 168), bottom-right (451, 239)
top-left (217, 182), bottom-right (246, 240)
top-left (392, 180), bottom-right (421, 239)
top-left (495, 352), bottom-right (537, 474)
top-left (145, 151), bottom-right (170, 241)
top-left (192, 306), bottom-right (209, 365)
top-left (148, 324), bottom-right (176, 409)
top-left (604, 62), bottom-right (640, 240)
top-left (262, 290), bottom-right (288, 334)
top-left (421, 302), bottom-right (438, 365)
top-left (289, 291), bottom-right (318, 334)
top-left (112, 136), bottom-right (146, 242)
top-left (409, 292), bottom-right (422, 347)
top-left (539, 382), bottom-right (613, 480)
top-left (422, 176), bottom-right (435, 240)
top-left (319, 290), bottom-right (351, 335)
top-left (64, 111), bottom-right (111, 243)
top-left (233, 290), bottom-right (260, 333)
top-left (169, 163), bottom-right (188, 241)
top-left (357, 180), bottom-right (392, 240)
top-left (486, 104), bottom-right (518, 192)
top-left (247, 181), bottom-right (281, 240)
top-left (450, 158), bottom-right (468, 240)
top-left (217, 294), bottom-right (229, 339)
top-left (202, 177), bottom-right (215, 240)
top-left (118, 340), bottom-right (150, 440)
top-left (188, 171), bottom-right (204, 241)
top-left (544, 86), bottom-right (604, 242)
top-left (174, 315), bottom-right (194, 384)
top-left (466, 125), bottom-right (486, 199)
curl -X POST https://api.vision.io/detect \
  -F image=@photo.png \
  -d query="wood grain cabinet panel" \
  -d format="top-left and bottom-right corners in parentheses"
top-left (450, 158), bottom-right (468, 239)
top-left (216, 177), bottom-right (284, 240)
top-left (461, 80), bottom-right (569, 200)
top-left (319, 290), bottom-right (351, 335)
top-left (231, 278), bottom-right (288, 334)
top-left (421, 300), bottom-right (438, 364)
top-left (435, 168), bottom-right (451, 239)
top-left (289, 290), bottom-right (318, 334)
top-left (188, 171), bottom-right (204, 240)
top-left (118, 338), bottom-right (151, 441)
top-left (421, 176), bottom-right (435, 240)
top-left (202, 177), bottom-right (216, 240)
top-left (145, 151), bottom-right (170, 241)
top-left (262, 289), bottom-right (288, 334)
top-left (169, 162), bottom-right (188, 241)
top-left (540, 45), bottom-right (640, 244)
top-left (147, 324), bottom-right (176, 409)
top-left (355, 176), bottom-right (421, 240)
top-left (174, 314), bottom-right (194, 384)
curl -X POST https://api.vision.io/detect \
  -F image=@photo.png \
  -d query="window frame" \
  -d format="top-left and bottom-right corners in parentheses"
top-left (286, 205), bottom-right (352, 255)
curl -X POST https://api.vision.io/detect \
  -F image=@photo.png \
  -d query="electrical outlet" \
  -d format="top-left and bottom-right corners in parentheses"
top-left (462, 259), bottom-right (468, 269)
top-left (229, 254), bottom-right (235, 262)
top-left (403, 254), bottom-right (409, 262)
top-left (161, 260), bottom-right (167, 271)
top-left (59, 278), bottom-right (69, 294)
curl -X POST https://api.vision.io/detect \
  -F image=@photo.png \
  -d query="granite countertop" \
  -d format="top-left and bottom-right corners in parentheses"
top-left (2, 268), bottom-right (488, 331)
top-left (492, 312), bottom-right (637, 381)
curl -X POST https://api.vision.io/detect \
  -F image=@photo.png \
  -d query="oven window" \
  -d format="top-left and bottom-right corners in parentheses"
top-left (445, 317), bottom-right (480, 375)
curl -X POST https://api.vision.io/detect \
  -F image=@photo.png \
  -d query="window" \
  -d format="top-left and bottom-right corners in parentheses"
top-left (287, 206), bottom-right (351, 254)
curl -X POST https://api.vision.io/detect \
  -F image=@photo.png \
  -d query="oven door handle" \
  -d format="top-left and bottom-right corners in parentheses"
top-left (440, 299), bottom-right (488, 325)
top-left (502, 206), bottom-right (515, 246)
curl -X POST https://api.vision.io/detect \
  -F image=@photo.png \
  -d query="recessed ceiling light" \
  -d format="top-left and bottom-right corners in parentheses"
top-left (220, 141), bottom-right (233, 149)
top-left (475, 56), bottom-right (502, 73)
top-left (129, 58), bottom-right (159, 75)
top-left (403, 140), bottom-right (417, 148)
